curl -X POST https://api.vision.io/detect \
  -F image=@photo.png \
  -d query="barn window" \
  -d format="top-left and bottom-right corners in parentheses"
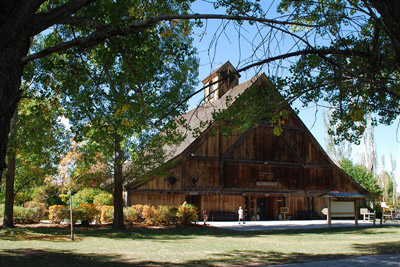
top-left (167, 175), bottom-right (178, 186)
top-left (190, 177), bottom-right (198, 186)
top-left (208, 82), bottom-right (216, 99)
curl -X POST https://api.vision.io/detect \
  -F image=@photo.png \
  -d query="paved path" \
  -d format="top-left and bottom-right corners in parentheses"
top-left (274, 254), bottom-right (400, 266)
top-left (205, 219), bottom-right (400, 231)
top-left (206, 220), bottom-right (400, 266)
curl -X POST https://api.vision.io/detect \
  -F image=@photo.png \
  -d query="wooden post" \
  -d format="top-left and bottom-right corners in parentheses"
top-left (354, 200), bottom-right (358, 227)
top-left (327, 198), bottom-right (332, 228)
top-left (373, 211), bottom-right (376, 226)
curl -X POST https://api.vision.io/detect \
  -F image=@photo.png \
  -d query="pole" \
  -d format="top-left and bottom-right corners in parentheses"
top-left (327, 198), bottom-right (332, 228)
top-left (69, 176), bottom-right (74, 241)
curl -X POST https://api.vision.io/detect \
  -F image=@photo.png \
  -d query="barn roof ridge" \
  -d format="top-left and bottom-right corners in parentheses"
top-left (163, 72), bottom-right (268, 162)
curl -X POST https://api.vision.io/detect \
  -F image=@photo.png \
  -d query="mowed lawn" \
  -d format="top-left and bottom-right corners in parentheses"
top-left (1, 224), bottom-right (400, 266)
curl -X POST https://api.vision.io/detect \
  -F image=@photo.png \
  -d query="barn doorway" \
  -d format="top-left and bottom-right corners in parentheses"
top-left (246, 196), bottom-right (277, 220)
top-left (257, 198), bottom-right (267, 220)
top-left (185, 195), bottom-right (202, 217)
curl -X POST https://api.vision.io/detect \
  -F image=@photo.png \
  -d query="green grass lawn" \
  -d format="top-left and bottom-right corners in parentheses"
top-left (1, 224), bottom-right (400, 266)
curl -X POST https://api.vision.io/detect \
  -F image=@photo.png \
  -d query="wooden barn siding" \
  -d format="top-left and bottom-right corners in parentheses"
top-left (186, 159), bottom-right (220, 188)
top-left (202, 195), bottom-right (243, 214)
top-left (130, 193), bottom-right (185, 207)
top-left (225, 163), bottom-right (303, 190)
top-left (136, 163), bottom-right (184, 191)
top-left (287, 196), bottom-right (306, 218)
top-left (331, 167), bottom-right (364, 193)
top-left (305, 167), bottom-right (332, 190)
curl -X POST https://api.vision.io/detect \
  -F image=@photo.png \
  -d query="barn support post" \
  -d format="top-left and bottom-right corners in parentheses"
top-left (354, 200), bottom-right (358, 227)
top-left (327, 198), bottom-right (332, 228)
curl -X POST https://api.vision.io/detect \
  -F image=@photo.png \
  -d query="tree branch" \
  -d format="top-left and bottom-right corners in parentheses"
top-left (27, 0), bottom-right (96, 36)
top-left (22, 13), bottom-right (320, 63)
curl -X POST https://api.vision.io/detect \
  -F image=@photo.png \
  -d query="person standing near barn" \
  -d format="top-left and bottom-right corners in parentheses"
top-left (203, 210), bottom-right (207, 225)
top-left (238, 206), bottom-right (245, 224)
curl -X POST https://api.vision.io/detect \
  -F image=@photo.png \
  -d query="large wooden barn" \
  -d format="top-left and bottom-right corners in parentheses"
top-left (126, 61), bottom-right (366, 220)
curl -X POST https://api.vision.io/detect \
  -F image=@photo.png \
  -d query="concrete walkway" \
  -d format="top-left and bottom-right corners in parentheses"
top-left (205, 219), bottom-right (400, 231)
top-left (206, 220), bottom-right (400, 266)
top-left (274, 254), bottom-right (400, 266)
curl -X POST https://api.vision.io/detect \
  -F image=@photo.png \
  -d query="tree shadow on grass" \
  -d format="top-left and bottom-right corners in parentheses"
top-left (0, 248), bottom-right (365, 266)
top-left (353, 241), bottom-right (400, 254)
top-left (1, 224), bottom-right (399, 242)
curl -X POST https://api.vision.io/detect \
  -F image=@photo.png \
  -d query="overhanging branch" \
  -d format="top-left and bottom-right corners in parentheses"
top-left (22, 13), bottom-right (320, 63)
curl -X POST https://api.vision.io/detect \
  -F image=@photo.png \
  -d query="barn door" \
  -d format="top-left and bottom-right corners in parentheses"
top-left (185, 195), bottom-right (202, 217)
top-left (257, 198), bottom-right (267, 220)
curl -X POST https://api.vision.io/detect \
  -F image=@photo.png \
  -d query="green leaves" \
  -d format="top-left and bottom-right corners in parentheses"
top-left (340, 158), bottom-right (382, 200)
top-left (277, 1), bottom-right (400, 143)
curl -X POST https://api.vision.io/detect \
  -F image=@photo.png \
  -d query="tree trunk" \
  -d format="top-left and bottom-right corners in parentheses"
top-left (0, 30), bottom-right (30, 182)
top-left (2, 107), bottom-right (18, 228)
top-left (112, 133), bottom-right (125, 229)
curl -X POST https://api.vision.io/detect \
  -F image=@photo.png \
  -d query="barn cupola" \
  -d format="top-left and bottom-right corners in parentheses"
top-left (202, 61), bottom-right (241, 104)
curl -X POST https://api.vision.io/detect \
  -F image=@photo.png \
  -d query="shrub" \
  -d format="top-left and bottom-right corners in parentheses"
top-left (131, 205), bottom-right (144, 222)
top-left (72, 188), bottom-right (103, 207)
top-left (142, 205), bottom-right (155, 225)
top-left (31, 185), bottom-right (64, 207)
top-left (100, 205), bottom-right (114, 223)
top-left (124, 207), bottom-right (140, 224)
top-left (14, 206), bottom-right (42, 224)
top-left (93, 192), bottom-right (113, 206)
top-left (49, 205), bottom-right (69, 223)
top-left (0, 204), bottom-right (4, 219)
top-left (161, 206), bottom-right (179, 225)
top-left (24, 202), bottom-right (46, 220)
top-left (177, 204), bottom-right (198, 226)
top-left (77, 203), bottom-right (99, 225)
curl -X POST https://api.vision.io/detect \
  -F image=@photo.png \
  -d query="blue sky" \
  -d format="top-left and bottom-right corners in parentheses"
top-left (188, 1), bottom-right (400, 187)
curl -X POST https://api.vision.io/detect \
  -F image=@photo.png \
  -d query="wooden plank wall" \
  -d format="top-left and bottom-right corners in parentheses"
top-left (185, 160), bottom-right (219, 188)
top-left (287, 196), bottom-right (306, 218)
top-left (130, 193), bottom-right (185, 207)
top-left (202, 194), bottom-right (243, 213)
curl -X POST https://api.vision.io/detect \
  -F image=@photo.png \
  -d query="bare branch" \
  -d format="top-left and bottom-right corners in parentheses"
top-left (22, 13), bottom-right (320, 63)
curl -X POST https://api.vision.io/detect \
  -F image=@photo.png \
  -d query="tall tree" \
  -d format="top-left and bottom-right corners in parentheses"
top-left (340, 158), bottom-right (382, 201)
top-left (1, 94), bottom-right (68, 228)
top-left (2, 0), bottom-right (400, 184)
top-left (30, 0), bottom-right (198, 229)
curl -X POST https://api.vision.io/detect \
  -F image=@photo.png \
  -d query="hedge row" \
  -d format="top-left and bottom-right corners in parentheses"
top-left (49, 204), bottom-right (100, 224)
top-left (0, 204), bottom-right (43, 224)
top-left (49, 204), bottom-right (198, 226)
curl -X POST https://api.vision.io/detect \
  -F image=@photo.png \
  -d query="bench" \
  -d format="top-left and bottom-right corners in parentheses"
top-left (297, 210), bottom-right (321, 220)
top-left (382, 212), bottom-right (392, 222)
top-left (210, 212), bottom-right (236, 221)
top-left (360, 208), bottom-right (375, 222)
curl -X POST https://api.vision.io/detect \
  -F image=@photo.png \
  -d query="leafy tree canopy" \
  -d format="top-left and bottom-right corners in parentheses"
top-left (340, 158), bottom-right (382, 199)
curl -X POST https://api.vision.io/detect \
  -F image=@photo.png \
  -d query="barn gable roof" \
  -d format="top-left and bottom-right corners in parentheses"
top-left (164, 72), bottom-right (269, 162)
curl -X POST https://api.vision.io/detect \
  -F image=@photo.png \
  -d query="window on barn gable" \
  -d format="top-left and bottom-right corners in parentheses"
top-left (208, 81), bottom-right (216, 100)
top-left (166, 175), bottom-right (178, 186)
top-left (189, 177), bottom-right (198, 186)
